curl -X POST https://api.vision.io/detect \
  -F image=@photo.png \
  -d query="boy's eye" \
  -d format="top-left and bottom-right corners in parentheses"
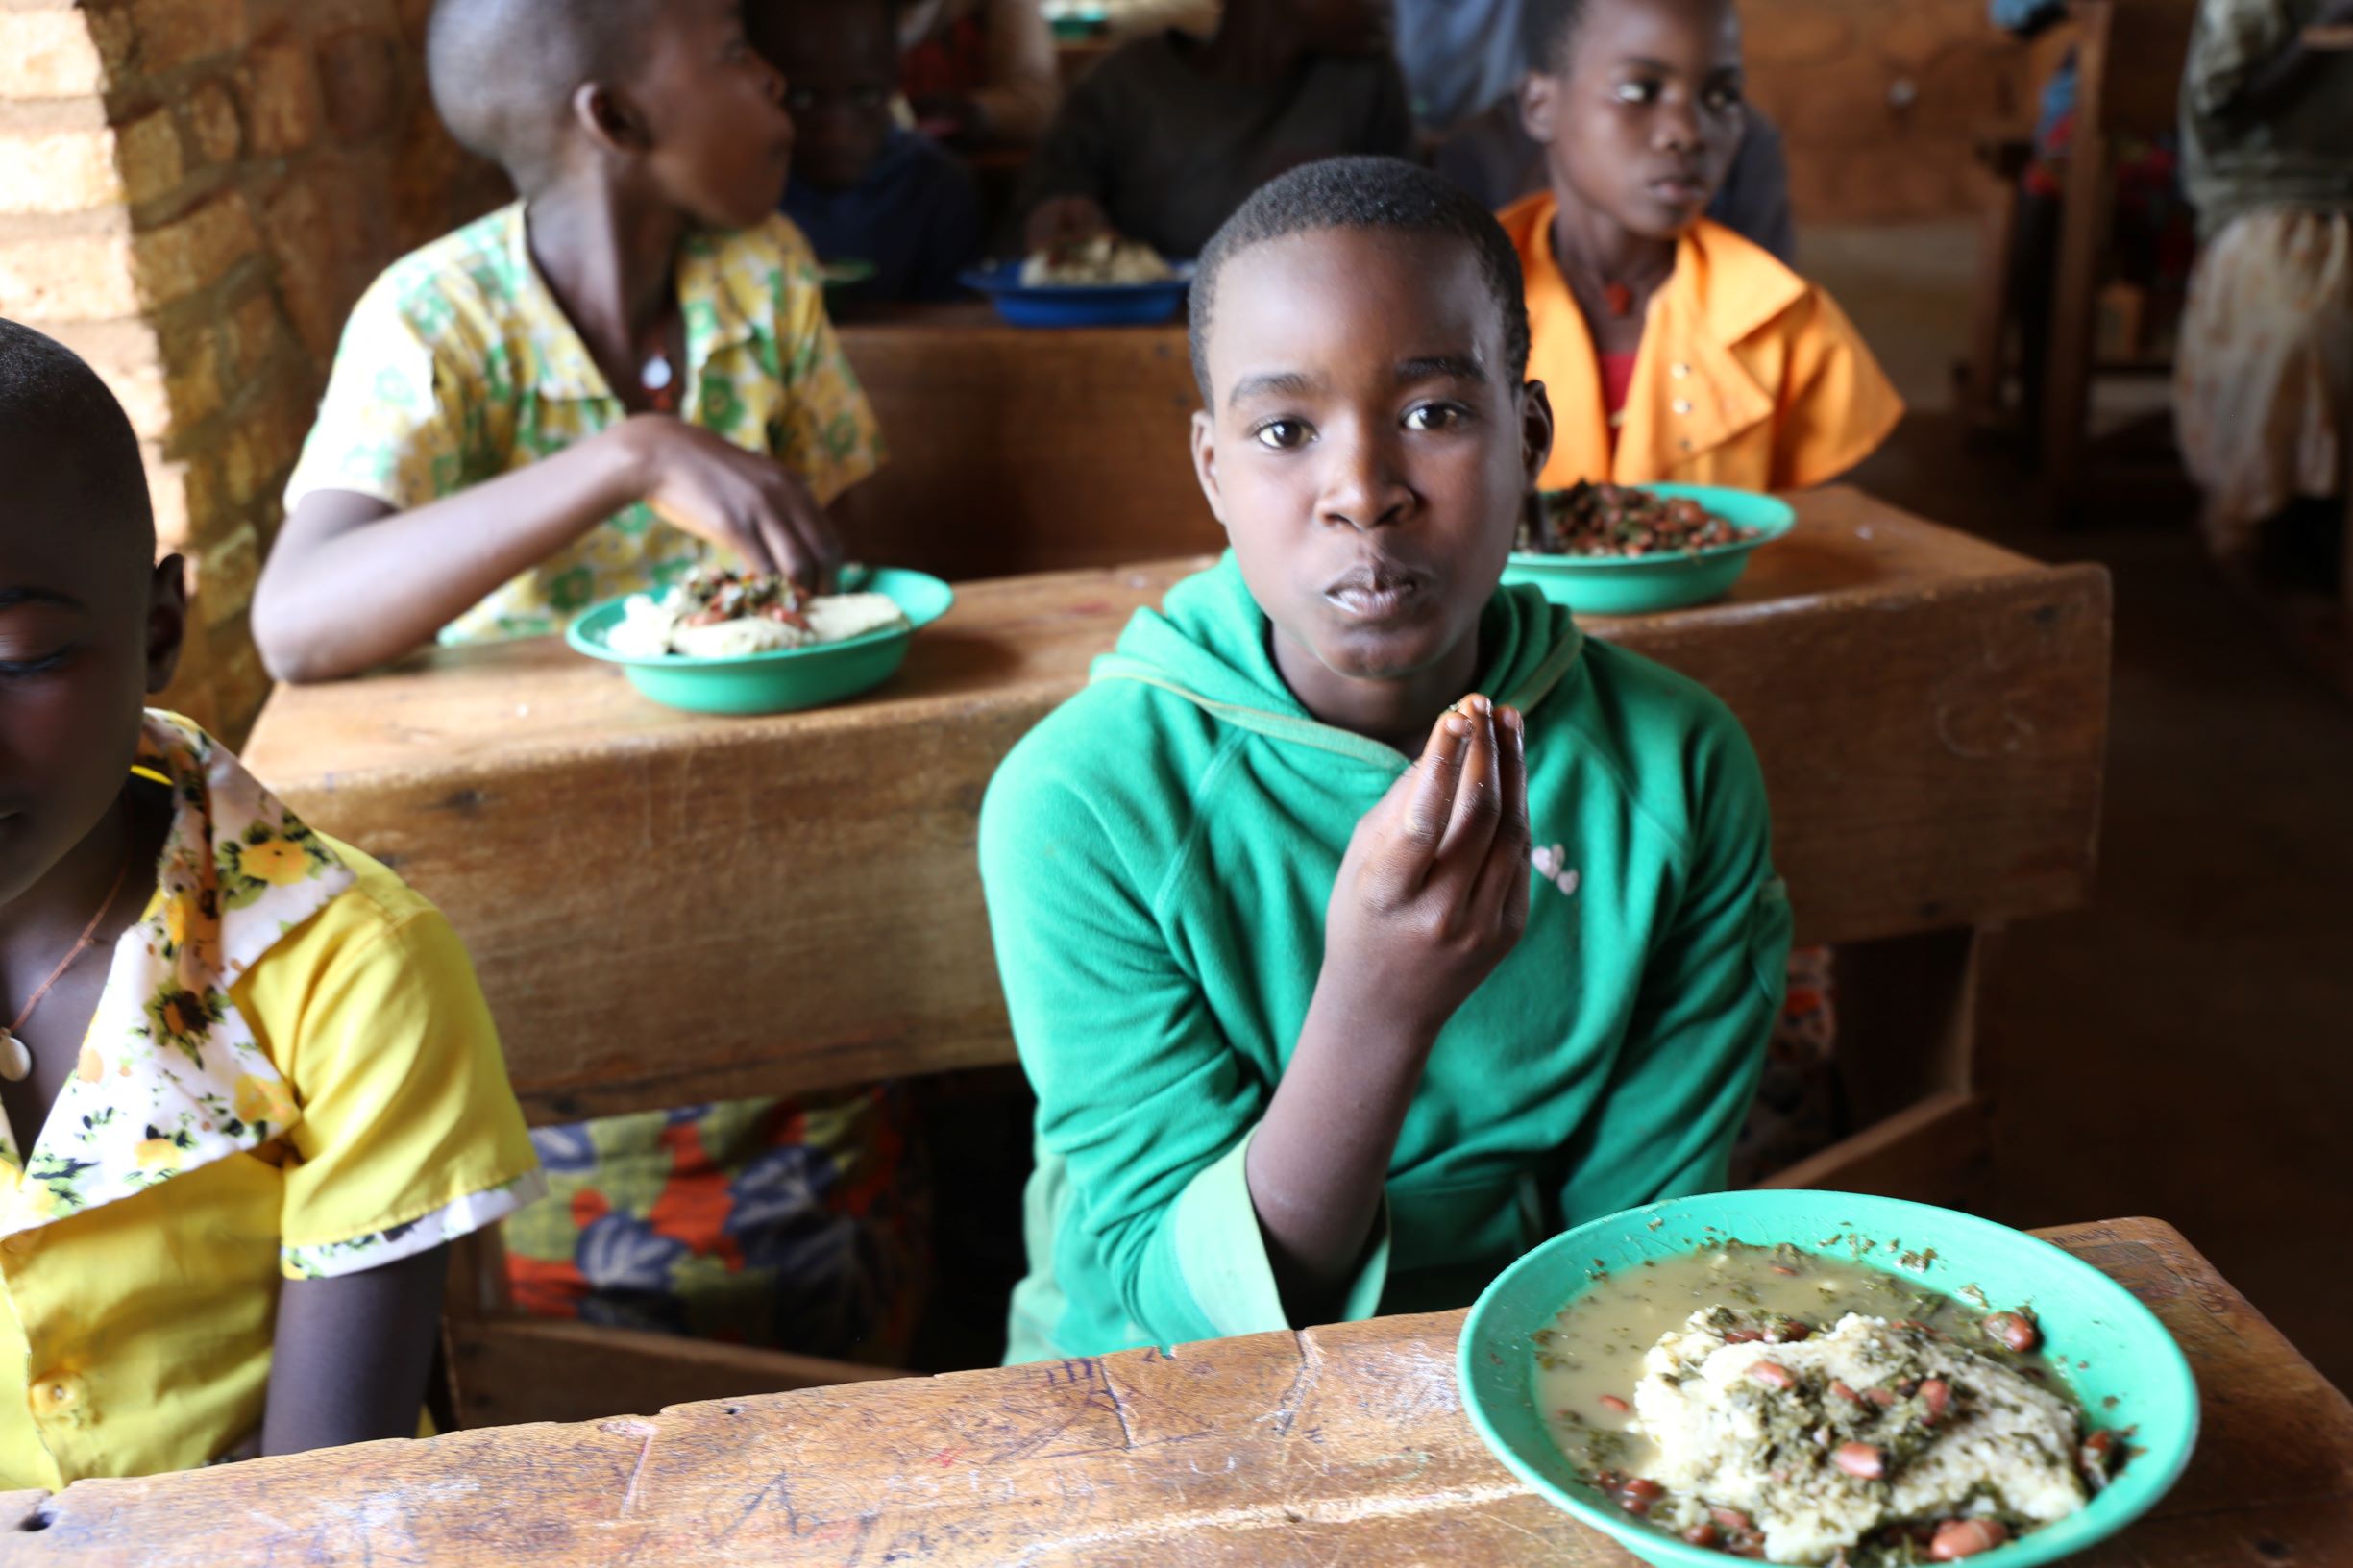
top-left (1253, 419), bottom-right (1313, 451)
top-left (1613, 78), bottom-right (1661, 105)
top-left (1404, 404), bottom-right (1466, 432)
top-left (1703, 84), bottom-right (1744, 111)
top-left (0, 648), bottom-right (72, 677)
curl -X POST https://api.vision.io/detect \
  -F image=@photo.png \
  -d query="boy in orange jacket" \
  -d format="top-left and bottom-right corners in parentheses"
top-left (1502, 0), bottom-right (1901, 491)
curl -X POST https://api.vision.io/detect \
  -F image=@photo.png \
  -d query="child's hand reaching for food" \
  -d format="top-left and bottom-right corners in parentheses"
top-left (623, 416), bottom-right (844, 591)
top-left (1244, 696), bottom-right (1531, 1317)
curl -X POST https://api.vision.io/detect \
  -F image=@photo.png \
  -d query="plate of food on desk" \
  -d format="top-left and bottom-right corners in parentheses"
top-left (1504, 481), bottom-right (1795, 615)
top-left (1458, 1190), bottom-right (2198, 1568)
top-left (960, 236), bottom-right (1194, 328)
top-left (566, 563), bottom-right (953, 715)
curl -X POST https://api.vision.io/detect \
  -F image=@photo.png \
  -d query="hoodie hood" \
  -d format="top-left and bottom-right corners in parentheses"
top-left (1088, 553), bottom-right (1587, 767)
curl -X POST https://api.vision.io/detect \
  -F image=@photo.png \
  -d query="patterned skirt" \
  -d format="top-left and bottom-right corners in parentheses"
top-left (2175, 207), bottom-right (2353, 558)
top-left (502, 1089), bottom-right (928, 1362)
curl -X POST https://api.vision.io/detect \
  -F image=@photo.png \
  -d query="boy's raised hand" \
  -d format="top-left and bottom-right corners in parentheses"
top-left (626, 416), bottom-right (844, 590)
top-left (1246, 696), bottom-right (1532, 1312)
top-left (1323, 696), bottom-right (1532, 1037)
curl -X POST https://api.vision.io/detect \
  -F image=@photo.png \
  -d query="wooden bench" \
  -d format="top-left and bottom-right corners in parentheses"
top-left (240, 487), bottom-right (2112, 1428)
top-left (831, 316), bottom-right (1223, 581)
top-left (16, 1219), bottom-right (2344, 1566)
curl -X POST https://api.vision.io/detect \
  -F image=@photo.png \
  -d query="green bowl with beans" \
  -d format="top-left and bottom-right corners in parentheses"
top-left (1458, 1190), bottom-right (2198, 1567)
top-left (1502, 482), bottom-right (1795, 617)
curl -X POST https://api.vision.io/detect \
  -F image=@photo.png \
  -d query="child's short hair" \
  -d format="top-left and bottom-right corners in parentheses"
top-left (1519, 0), bottom-right (1593, 76)
top-left (426, 0), bottom-right (663, 192)
top-left (1187, 157), bottom-right (1532, 402)
top-left (0, 317), bottom-right (154, 553)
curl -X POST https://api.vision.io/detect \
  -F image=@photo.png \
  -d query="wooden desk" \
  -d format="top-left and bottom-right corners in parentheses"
top-left (12, 1218), bottom-right (2341, 1566)
top-left (241, 488), bottom-right (2108, 1127)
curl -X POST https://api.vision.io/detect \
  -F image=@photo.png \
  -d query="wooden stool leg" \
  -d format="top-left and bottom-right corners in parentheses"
top-left (1966, 182), bottom-right (2023, 430)
top-left (2043, 144), bottom-right (2111, 507)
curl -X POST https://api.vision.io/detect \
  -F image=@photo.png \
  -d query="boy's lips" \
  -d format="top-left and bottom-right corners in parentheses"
top-left (1649, 173), bottom-right (1710, 205)
top-left (1324, 564), bottom-right (1431, 620)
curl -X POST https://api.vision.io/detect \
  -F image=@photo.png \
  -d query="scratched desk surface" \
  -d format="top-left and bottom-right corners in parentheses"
top-left (238, 489), bottom-right (2111, 1125)
top-left (5, 1218), bottom-right (2343, 1566)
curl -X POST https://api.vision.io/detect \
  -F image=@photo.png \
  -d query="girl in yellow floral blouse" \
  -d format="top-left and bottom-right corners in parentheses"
top-left (253, 0), bottom-right (921, 1367)
top-left (0, 321), bottom-right (541, 1486)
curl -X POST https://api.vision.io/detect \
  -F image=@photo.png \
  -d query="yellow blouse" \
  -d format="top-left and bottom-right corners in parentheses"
top-left (0, 715), bottom-right (541, 1488)
top-left (282, 203), bottom-right (886, 646)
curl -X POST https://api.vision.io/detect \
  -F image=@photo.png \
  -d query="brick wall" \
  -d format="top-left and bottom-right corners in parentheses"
top-left (0, 0), bottom-right (507, 742)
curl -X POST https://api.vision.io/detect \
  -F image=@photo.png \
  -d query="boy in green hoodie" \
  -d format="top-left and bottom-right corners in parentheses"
top-left (979, 156), bottom-right (1792, 1365)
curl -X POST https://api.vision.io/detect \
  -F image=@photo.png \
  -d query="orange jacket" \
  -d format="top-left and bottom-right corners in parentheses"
top-left (1500, 193), bottom-right (1904, 492)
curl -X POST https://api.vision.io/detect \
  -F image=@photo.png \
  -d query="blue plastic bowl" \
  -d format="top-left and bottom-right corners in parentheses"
top-left (1458, 1191), bottom-right (2199, 1567)
top-left (1502, 482), bottom-right (1795, 615)
top-left (960, 259), bottom-right (1194, 328)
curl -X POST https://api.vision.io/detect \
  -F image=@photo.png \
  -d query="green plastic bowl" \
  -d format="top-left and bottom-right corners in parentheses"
top-left (1458, 1191), bottom-right (2198, 1567)
top-left (565, 567), bottom-right (953, 715)
top-left (1502, 483), bottom-right (1796, 616)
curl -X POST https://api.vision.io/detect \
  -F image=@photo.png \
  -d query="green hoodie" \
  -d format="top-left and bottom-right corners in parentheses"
top-left (979, 555), bottom-right (1791, 1364)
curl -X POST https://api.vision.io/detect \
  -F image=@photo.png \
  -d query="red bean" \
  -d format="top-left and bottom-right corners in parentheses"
top-left (1599, 1394), bottom-right (1630, 1413)
top-left (1921, 1378), bottom-right (1951, 1424)
top-left (1616, 1478), bottom-right (1663, 1516)
top-left (1985, 1311), bottom-right (2041, 1353)
top-left (1765, 1319), bottom-right (1812, 1344)
top-left (1866, 1386), bottom-right (1899, 1408)
top-left (1712, 1507), bottom-right (1756, 1532)
top-left (1831, 1380), bottom-right (1862, 1404)
top-left (1722, 1328), bottom-right (1766, 1344)
top-left (1751, 1360), bottom-right (1797, 1391)
top-left (1683, 1524), bottom-right (1720, 1547)
top-left (1929, 1519), bottom-right (2010, 1559)
top-left (1833, 1442), bottom-right (1888, 1480)
top-left (2080, 1429), bottom-right (2117, 1489)
top-left (1771, 1264), bottom-right (1799, 1275)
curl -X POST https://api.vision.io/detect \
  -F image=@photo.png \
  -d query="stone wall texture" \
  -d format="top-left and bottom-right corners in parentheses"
top-left (0, 0), bottom-right (507, 742)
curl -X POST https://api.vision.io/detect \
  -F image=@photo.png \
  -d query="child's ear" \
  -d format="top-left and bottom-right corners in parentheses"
top-left (1519, 72), bottom-right (1560, 147)
top-left (145, 554), bottom-right (187, 696)
top-left (1520, 380), bottom-right (1556, 488)
top-left (573, 81), bottom-right (652, 158)
top-left (1189, 407), bottom-right (1231, 533)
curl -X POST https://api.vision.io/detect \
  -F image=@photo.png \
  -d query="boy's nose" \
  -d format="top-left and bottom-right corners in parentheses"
top-left (1654, 98), bottom-right (1703, 152)
top-left (1317, 430), bottom-right (1413, 530)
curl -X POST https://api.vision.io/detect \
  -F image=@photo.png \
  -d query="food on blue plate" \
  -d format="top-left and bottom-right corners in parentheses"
top-left (1019, 234), bottom-right (1175, 287)
top-left (603, 566), bottom-right (908, 659)
top-left (1517, 480), bottom-right (1761, 558)
top-left (1537, 1242), bottom-right (2121, 1563)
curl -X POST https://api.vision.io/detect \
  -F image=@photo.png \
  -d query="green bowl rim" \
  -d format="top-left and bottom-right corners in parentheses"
top-left (1456, 1191), bottom-right (2201, 1566)
top-left (1510, 483), bottom-right (1796, 572)
top-left (563, 567), bottom-right (953, 670)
